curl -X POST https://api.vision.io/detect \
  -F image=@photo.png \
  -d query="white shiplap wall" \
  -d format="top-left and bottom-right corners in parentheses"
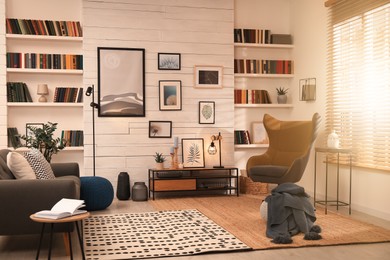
top-left (83, 0), bottom-right (235, 189)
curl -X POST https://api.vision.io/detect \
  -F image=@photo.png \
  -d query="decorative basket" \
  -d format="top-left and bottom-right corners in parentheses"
top-left (239, 176), bottom-right (268, 195)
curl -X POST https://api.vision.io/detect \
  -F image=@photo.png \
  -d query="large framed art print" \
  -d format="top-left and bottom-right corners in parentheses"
top-left (98, 47), bottom-right (145, 117)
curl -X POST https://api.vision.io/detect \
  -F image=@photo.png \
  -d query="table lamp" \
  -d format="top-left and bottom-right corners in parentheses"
top-left (37, 84), bottom-right (49, 102)
top-left (208, 132), bottom-right (224, 168)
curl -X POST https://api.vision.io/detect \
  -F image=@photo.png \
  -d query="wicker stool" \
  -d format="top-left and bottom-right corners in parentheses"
top-left (80, 176), bottom-right (114, 211)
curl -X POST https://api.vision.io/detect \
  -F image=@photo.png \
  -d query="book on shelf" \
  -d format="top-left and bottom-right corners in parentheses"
top-left (7, 82), bottom-right (33, 102)
top-left (6, 18), bottom-right (82, 37)
top-left (234, 28), bottom-right (271, 44)
top-left (34, 198), bottom-right (86, 219)
top-left (234, 59), bottom-right (293, 74)
top-left (7, 127), bottom-right (21, 148)
top-left (54, 87), bottom-right (83, 103)
top-left (234, 89), bottom-right (271, 104)
top-left (61, 130), bottom-right (84, 147)
top-left (7, 52), bottom-right (83, 70)
top-left (234, 130), bottom-right (251, 145)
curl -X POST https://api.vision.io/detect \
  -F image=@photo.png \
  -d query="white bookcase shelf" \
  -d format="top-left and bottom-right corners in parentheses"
top-left (235, 144), bottom-right (269, 149)
top-left (235, 104), bottom-right (293, 108)
top-left (7, 68), bottom-right (83, 75)
top-left (234, 73), bottom-right (294, 78)
top-left (6, 34), bottom-right (83, 42)
top-left (7, 102), bottom-right (83, 107)
top-left (234, 43), bottom-right (294, 49)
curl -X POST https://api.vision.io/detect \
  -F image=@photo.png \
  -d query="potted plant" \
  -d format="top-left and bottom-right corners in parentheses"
top-left (276, 87), bottom-right (289, 104)
top-left (18, 122), bottom-right (66, 162)
top-left (153, 152), bottom-right (166, 170)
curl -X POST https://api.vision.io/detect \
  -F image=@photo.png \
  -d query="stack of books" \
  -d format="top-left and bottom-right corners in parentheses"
top-left (234, 89), bottom-right (271, 104)
top-left (234, 130), bottom-right (251, 145)
top-left (6, 18), bottom-right (82, 37)
top-left (7, 82), bottom-right (32, 102)
top-left (54, 87), bottom-right (83, 103)
top-left (234, 59), bottom-right (293, 74)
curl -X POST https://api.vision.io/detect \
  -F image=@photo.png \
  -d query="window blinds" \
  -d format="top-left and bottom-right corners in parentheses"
top-left (327, 0), bottom-right (390, 171)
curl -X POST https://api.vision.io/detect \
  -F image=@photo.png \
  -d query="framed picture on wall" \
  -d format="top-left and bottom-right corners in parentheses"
top-left (158, 53), bottom-right (181, 70)
top-left (149, 121), bottom-right (172, 138)
top-left (181, 138), bottom-right (205, 168)
top-left (97, 47), bottom-right (145, 117)
top-left (194, 65), bottom-right (223, 88)
top-left (159, 80), bottom-right (182, 111)
top-left (199, 101), bottom-right (215, 124)
top-left (252, 121), bottom-right (269, 144)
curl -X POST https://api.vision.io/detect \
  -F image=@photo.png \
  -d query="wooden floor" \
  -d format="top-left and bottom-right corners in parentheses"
top-left (0, 198), bottom-right (389, 260)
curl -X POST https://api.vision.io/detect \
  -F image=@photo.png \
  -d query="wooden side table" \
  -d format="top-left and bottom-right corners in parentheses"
top-left (314, 147), bottom-right (352, 214)
top-left (30, 212), bottom-right (90, 260)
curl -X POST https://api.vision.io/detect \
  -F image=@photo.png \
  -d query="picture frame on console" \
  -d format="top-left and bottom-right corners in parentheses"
top-left (159, 80), bottom-right (182, 111)
top-left (199, 101), bottom-right (215, 124)
top-left (194, 65), bottom-right (223, 89)
top-left (158, 53), bottom-right (181, 70)
top-left (149, 121), bottom-right (172, 138)
top-left (181, 138), bottom-right (205, 168)
top-left (97, 47), bottom-right (145, 117)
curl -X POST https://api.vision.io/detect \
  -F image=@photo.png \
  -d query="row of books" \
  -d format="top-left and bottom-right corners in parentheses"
top-left (7, 82), bottom-right (33, 102)
top-left (6, 18), bottom-right (82, 37)
top-left (234, 28), bottom-right (271, 44)
top-left (54, 87), bottom-right (83, 103)
top-left (234, 89), bottom-right (271, 104)
top-left (234, 59), bottom-right (293, 74)
top-left (234, 130), bottom-right (251, 145)
top-left (7, 127), bottom-right (21, 148)
top-left (7, 53), bottom-right (83, 70)
top-left (61, 130), bottom-right (84, 147)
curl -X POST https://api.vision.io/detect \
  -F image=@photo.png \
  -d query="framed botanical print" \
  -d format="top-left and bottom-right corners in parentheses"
top-left (181, 138), bottom-right (205, 168)
top-left (158, 53), bottom-right (181, 70)
top-left (97, 47), bottom-right (145, 117)
top-left (149, 121), bottom-right (172, 138)
top-left (159, 80), bottom-right (182, 111)
top-left (199, 101), bottom-right (215, 124)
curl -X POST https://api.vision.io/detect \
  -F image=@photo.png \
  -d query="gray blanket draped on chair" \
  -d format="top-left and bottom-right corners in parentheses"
top-left (265, 183), bottom-right (322, 243)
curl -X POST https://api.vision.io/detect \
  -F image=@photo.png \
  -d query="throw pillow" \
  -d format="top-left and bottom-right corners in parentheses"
top-left (6, 151), bottom-right (36, 179)
top-left (23, 148), bottom-right (55, 180)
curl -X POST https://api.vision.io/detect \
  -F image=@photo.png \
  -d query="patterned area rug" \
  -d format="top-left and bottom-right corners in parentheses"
top-left (83, 209), bottom-right (251, 259)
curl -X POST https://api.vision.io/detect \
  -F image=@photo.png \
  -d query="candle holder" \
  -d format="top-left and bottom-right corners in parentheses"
top-left (170, 147), bottom-right (179, 169)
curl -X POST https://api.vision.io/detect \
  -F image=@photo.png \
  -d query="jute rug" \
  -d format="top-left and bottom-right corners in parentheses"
top-left (83, 209), bottom-right (250, 259)
top-left (149, 195), bottom-right (390, 249)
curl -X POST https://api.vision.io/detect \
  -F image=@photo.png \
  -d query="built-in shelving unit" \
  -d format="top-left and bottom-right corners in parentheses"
top-left (5, 12), bottom-right (84, 167)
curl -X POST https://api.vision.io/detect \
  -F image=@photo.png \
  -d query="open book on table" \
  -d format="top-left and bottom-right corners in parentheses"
top-left (35, 198), bottom-right (86, 219)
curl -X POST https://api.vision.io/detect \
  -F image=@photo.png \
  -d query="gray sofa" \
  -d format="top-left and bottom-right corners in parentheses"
top-left (0, 149), bottom-right (81, 235)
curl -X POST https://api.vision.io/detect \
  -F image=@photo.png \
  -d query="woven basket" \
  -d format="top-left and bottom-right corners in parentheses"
top-left (239, 176), bottom-right (268, 195)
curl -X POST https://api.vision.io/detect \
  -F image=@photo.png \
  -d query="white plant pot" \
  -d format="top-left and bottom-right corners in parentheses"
top-left (277, 95), bottom-right (287, 104)
top-left (156, 162), bottom-right (164, 170)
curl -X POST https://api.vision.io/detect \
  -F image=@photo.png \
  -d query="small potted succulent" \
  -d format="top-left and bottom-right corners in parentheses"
top-left (276, 87), bottom-right (289, 104)
top-left (153, 152), bottom-right (166, 170)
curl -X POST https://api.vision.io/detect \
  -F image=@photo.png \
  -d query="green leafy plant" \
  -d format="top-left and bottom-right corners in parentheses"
top-left (153, 152), bottom-right (166, 163)
top-left (276, 87), bottom-right (289, 95)
top-left (19, 122), bottom-right (66, 162)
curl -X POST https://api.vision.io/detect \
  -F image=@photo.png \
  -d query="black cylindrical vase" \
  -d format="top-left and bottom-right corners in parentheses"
top-left (116, 172), bottom-right (130, 200)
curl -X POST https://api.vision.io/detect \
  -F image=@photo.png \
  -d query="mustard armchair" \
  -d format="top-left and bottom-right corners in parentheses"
top-left (247, 113), bottom-right (321, 184)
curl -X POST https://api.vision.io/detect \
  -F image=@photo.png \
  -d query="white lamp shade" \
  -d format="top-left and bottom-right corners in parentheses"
top-left (37, 84), bottom-right (49, 95)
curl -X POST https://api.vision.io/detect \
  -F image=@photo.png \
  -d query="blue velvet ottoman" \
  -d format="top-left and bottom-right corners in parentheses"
top-left (80, 176), bottom-right (114, 211)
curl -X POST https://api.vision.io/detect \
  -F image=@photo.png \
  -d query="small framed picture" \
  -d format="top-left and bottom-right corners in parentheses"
top-left (149, 121), bottom-right (172, 138)
top-left (199, 101), bottom-right (215, 124)
top-left (159, 80), bottom-right (182, 111)
top-left (25, 123), bottom-right (44, 146)
top-left (194, 65), bottom-right (223, 88)
top-left (158, 53), bottom-right (181, 70)
top-left (182, 138), bottom-right (205, 168)
top-left (251, 121), bottom-right (269, 144)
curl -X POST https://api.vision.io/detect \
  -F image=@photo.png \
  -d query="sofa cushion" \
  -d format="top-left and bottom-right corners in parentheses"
top-left (23, 148), bottom-right (55, 180)
top-left (0, 149), bottom-right (15, 179)
top-left (6, 151), bottom-right (36, 179)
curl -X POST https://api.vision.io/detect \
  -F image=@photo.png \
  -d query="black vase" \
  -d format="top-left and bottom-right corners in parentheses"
top-left (116, 172), bottom-right (130, 200)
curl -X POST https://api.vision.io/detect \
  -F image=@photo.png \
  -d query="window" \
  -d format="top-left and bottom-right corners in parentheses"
top-left (327, 0), bottom-right (390, 171)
